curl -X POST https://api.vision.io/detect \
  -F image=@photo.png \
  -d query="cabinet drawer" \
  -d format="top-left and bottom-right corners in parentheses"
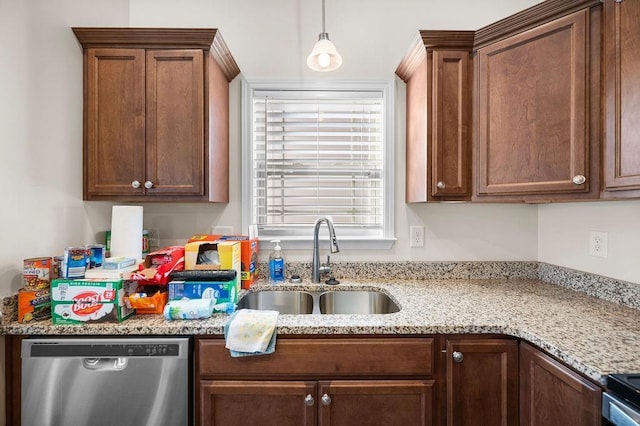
top-left (198, 337), bottom-right (435, 378)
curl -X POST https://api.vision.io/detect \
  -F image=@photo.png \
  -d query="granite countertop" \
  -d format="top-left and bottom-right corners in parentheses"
top-left (3, 276), bottom-right (639, 385)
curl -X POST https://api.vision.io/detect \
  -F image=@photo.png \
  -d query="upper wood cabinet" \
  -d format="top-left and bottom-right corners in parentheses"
top-left (396, 31), bottom-right (474, 202)
top-left (73, 28), bottom-right (240, 202)
top-left (602, 0), bottom-right (640, 197)
top-left (473, 1), bottom-right (602, 202)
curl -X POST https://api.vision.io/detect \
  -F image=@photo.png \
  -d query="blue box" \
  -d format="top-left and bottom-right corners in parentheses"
top-left (168, 278), bottom-right (238, 304)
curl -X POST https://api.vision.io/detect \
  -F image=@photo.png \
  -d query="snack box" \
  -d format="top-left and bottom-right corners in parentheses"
top-left (168, 277), bottom-right (238, 304)
top-left (125, 289), bottom-right (168, 315)
top-left (130, 246), bottom-right (185, 285)
top-left (18, 288), bottom-right (51, 323)
top-left (216, 236), bottom-right (259, 289)
top-left (185, 236), bottom-right (241, 292)
top-left (50, 278), bottom-right (136, 325)
top-left (103, 256), bottom-right (136, 270)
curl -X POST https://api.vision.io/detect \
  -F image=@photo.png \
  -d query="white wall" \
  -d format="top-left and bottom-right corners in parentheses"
top-left (0, 0), bottom-right (130, 298)
top-left (134, 0), bottom-right (541, 263)
top-left (539, 201), bottom-right (640, 284)
top-left (2, 0), bottom-right (639, 305)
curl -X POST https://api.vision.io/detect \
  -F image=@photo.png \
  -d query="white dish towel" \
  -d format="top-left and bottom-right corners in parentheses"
top-left (224, 309), bottom-right (279, 354)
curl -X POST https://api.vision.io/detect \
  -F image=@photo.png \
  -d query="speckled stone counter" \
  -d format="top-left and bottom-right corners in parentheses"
top-left (3, 274), bottom-right (639, 385)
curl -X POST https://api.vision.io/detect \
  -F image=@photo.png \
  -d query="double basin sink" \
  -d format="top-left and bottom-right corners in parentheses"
top-left (237, 289), bottom-right (400, 315)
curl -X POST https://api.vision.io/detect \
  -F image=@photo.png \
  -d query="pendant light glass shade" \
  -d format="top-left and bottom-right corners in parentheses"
top-left (307, 0), bottom-right (342, 72)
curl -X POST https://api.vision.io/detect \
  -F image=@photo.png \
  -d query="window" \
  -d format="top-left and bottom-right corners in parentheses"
top-left (242, 81), bottom-right (395, 249)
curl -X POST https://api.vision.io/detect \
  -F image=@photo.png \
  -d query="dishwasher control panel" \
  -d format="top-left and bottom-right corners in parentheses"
top-left (125, 343), bottom-right (180, 357)
top-left (25, 338), bottom-right (186, 358)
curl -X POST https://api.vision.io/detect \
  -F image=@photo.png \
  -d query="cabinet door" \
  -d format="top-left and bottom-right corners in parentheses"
top-left (86, 48), bottom-right (146, 197)
top-left (146, 49), bottom-right (205, 196)
top-left (603, 0), bottom-right (640, 192)
top-left (476, 10), bottom-right (590, 196)
top-left (519, 342), bottom-right (601, 426)
top-left (430, 50), bottom-right (471, 198)
top-left (317, 380), bottom-right (434, 426)
top-left (200, 380), bottom-right (316, 426)
top-left (446, 338), bottom-right (518, 426)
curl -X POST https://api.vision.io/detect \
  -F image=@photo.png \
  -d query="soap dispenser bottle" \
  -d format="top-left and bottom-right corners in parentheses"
top-left (268, 240), bottom-right (286, 284)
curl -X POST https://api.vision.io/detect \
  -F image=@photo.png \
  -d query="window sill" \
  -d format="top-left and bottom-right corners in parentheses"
top-left (258, 236), bottom-right (397, 251)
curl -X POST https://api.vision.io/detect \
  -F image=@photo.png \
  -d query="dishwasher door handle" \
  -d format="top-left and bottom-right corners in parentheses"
top-left (82, 357), bottom-right (128, 371)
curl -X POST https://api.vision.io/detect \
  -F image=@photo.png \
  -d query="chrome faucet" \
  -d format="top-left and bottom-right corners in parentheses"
top-left (312, 216), bottom-right (340, 283)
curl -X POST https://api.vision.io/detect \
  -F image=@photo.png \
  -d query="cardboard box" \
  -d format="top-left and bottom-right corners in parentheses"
top-left (168, 277), bottom-right (238, 304)
top-left (50, 278), bottom-right (136, 324)
top-left (217, 236), bottom-right (259, 289)
top-left (185, 236), bottom-right (241, 293)
top-left (130, 246), bottom-right (185, 285)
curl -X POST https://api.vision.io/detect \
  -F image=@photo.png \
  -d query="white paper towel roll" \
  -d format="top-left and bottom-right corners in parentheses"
top-left (110, 206), bottom-right (143, 261)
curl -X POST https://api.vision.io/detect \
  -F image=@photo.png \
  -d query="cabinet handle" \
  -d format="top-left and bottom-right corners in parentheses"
top-left (144, 180), bottom-right (154, 189)
top-left (131, 180), bottom-right (141, 189)
top-left (452, 351), bottom-right (464, 363)
top-left (437, 181), bottom-right (446, 189)
top-left (321, 394), bottom-right (331, 406)
top-left (572, 175), bottom-right (586, 185)
top-left (304, 394), bottom-right (315, 406)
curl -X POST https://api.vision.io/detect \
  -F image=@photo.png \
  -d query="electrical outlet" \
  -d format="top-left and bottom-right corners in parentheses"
top-left (589, 231), bottom-right (608, 258)
top-left (410, 226), bottom-right (424, 247)
top-left (147, 228), bottom-right (160, 249)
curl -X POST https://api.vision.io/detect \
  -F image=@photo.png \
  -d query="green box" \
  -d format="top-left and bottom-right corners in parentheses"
top-left (51, 278), bottom-right (136, 324)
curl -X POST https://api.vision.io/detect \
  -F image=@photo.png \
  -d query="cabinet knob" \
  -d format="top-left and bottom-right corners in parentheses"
top-left (437, 181), bottom-right (446, 189)
top-left (452, 351), bottom-right (464, 363)
top-left (144, 180), bottom-right (154, 189)
top-left (131, 180), bottom-right (141, 189)
top-left (321, 393), bottom-right (331, 406)
top-left (572, 175), bottom-right (586, 185)
top-left (304, 394), bottom-right (315, 406)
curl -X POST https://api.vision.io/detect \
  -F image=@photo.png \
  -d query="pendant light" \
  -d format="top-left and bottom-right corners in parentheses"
top-left (307, 0), bottom-right (342, 72)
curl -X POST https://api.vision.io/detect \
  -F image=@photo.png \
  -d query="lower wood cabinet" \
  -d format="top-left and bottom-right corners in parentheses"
top-left (196, 336), bottom-right (438, 426)
top-left (200, 379), bottom-right (434, 426)
top-left (445, 337), bottom-right (519, 426)
top-left (519, 342), bottom-right (602, 426)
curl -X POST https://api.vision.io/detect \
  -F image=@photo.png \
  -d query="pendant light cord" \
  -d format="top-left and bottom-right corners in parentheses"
top-left (322, 0), bottom-right (326, 34)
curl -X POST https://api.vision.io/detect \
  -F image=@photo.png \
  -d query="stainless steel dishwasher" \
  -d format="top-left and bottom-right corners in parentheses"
top-left (22, 337), bottom-right (190, 426)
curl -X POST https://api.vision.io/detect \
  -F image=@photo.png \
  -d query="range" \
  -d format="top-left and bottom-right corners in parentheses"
top-left (604, 374), bottom-right (640, 425)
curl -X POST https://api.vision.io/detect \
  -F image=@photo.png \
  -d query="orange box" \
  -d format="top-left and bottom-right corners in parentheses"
top-left (125, 290), bottom-right (168, 314)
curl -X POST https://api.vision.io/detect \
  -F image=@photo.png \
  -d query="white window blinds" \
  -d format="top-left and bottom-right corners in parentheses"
top-left (251, 89), bottom-right (385, 236)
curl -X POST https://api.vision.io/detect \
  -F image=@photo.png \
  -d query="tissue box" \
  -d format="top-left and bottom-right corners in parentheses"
top-left (185, 236), bottom-right (241, 292)
top-left (217, 236), bottom-right (259, 289)
top-left (50, 278), bottom-right (136, 324)
top-left (168, 277), bottom-right (238, 304)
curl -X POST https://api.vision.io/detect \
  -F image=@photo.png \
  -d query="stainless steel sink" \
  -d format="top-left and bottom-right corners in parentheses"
top-left (237, 289), bottom-right (400, 315)
top-left (319, 290), bottom-right (400, 314)
top-left (236, 291), bottom-right (314, 314)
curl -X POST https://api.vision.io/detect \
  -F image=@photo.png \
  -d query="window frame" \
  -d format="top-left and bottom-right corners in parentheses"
top-left (241, 80), bottom-right (396, 250)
